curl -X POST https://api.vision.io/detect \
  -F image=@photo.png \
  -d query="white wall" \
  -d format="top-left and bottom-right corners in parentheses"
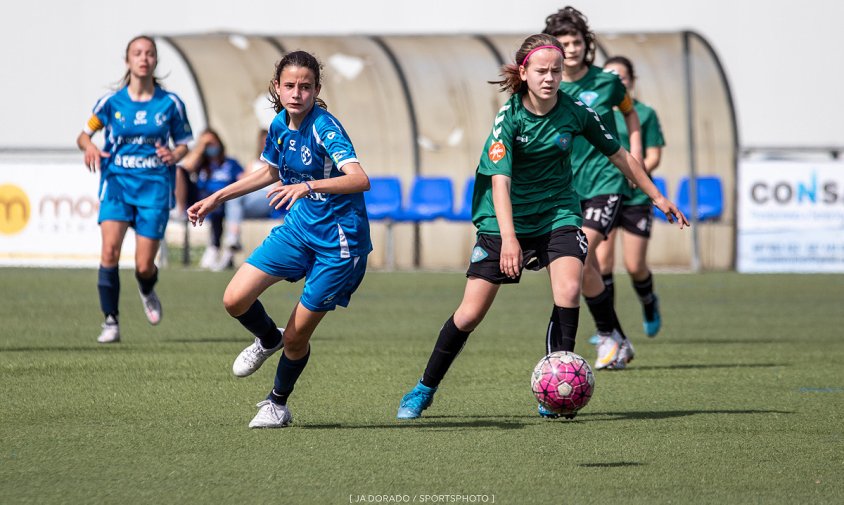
top-left (0, 0), bottom-right (841, 151)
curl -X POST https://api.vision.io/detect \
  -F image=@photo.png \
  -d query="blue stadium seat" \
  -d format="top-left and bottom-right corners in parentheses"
top-left (676, 176), bottom-right (724, 222)
top-left (652, 176), bottom-right (669, 222)
top-left (396, 176), bottom-right (454, 222)
top-left (364, 176), bottom-right (403, 220)
top-left (448, 176), bottom-right (475, 221)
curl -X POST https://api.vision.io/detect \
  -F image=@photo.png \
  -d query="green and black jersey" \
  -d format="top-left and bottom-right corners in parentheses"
top-left (614, 100), bottom-right (666, 205)
top-left (473, 90), bottom-right (620, 237)
top-left (560, 65), bottom-right (634, 200)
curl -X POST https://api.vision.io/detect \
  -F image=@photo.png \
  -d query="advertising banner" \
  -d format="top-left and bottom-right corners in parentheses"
top-left (0, 158), bottom-right (135, 267)
top-left (737, 160), bottom-right (844, 272)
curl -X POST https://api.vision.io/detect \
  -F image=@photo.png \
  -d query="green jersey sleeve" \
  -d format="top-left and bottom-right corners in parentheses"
top-left (576, 100), bottom-right (621, 158)
top-left (477, 99), bottom-right (517, 178)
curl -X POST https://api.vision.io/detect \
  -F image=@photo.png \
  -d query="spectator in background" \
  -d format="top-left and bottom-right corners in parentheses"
top-left (220, 129), bottom-right (285, 267)
top-left (594, 56), bottom-right (666, 339)
top-left (180, 129), bottom-right (244, 270)
top-left (544, 6), bottom-right (644, 370)
top-left (76, 35), bottom-right (192, 343)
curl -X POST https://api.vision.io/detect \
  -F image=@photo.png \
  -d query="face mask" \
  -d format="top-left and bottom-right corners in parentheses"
top-left (204, 145), bottom-right (222, 157)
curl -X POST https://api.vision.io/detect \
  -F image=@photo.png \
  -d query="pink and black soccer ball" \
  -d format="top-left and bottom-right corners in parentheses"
top-left (531, 351), bottom-right (595, 415)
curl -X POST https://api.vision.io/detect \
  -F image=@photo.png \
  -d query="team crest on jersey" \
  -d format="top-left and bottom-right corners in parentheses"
top-left (154, 112), bottom-right (168, 127)
top-left (301, 145), bottom-right (312, 165)
top-left (488, 141), bottom-right (506, 163)
top-left (114, 111), bottom-right (126, 125)
top-left (134, 110), bottom-right (148, 125)
top-left (470, 246), bottom-right (489, 263)
top-left (555, 133), bottom-right (572, 151)
top-left (578, 91), bottom-right (599, 107)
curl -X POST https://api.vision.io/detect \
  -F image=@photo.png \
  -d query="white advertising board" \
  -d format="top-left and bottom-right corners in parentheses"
top-left (0, 158), bottom-right (135, 267)
top-left (738, 160), bottom-right (844, 272)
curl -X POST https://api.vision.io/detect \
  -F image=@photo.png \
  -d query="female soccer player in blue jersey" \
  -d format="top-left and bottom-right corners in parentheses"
top-left (544, 6), bottom-right (646, 369)
top-left (76, 35), bottom-right (193, 344)
top-left (395, 34), bottom-right (687, 420)
top-left (187, 51), bottom-right (371, 429)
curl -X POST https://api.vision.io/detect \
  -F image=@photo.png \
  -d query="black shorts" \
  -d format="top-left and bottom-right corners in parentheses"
top-left (581, 194), bottom-right (623, 239)
top-left (614, 203), bottom-right (653, 238)
top-left (466, 226), bottom-right (588, 285)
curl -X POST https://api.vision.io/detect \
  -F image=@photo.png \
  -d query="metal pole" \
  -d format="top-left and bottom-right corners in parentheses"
top-left (683, 32), bottom-right (701, 272)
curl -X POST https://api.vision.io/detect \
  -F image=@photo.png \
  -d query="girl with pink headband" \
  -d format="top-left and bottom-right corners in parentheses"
top-left (396, 34), bottom-right (687, 421)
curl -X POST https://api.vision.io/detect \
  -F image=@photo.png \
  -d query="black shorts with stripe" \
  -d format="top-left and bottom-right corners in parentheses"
top-left (581, 194), bottom-right (623, 239)
top-left (614, 203), bottom-right (653, 238)
top-left (465, 226), bottom-right (588, 285)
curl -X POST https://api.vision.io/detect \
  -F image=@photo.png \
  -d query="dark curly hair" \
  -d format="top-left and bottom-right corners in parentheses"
top-left (542, 6), bottom-right (596, 68)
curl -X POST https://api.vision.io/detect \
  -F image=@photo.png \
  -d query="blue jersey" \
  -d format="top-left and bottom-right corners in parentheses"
top-left (85, 85), bottom-right (193, 210)
top-left (196, 157), bottom-right (244, 196)
top-left (261, 106), bottom-right (371, 258)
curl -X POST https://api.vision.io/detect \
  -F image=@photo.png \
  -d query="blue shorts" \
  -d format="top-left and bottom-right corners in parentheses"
top-left (98, 199), bottom-right (169, 240)
top-left (246, 225), bottom-right (368, 312)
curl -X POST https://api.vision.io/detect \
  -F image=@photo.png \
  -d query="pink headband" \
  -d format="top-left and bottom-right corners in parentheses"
top-left (521, 45), bottom-right (564, 66)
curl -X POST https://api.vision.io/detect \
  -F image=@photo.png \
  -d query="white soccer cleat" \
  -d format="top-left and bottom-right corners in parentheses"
top-left (248, 400), bottom-right (292, 428)
top-left (618, 337), bottom-right (635, 366)
top-left (139, 289), bottom-right (162, 325)
top-left (211, 248), bottom-right (235, 272)
top-left (595, 330), bottom-right (625, 370)
top-left (232, 330), bottom-right (284, 377)
top-left (199, 246), bottom-right (219, 269)
top-left (97, 318), bottom-right (120, 344)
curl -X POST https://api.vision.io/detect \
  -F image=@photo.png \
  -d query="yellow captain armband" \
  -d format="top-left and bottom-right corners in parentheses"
top-left (618, 94), bottom-right (634, 114)
top-left (84, 115), bottom-right (104, 135)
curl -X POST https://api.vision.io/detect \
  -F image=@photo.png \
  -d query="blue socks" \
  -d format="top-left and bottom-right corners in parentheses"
top-left (97, 265), bottom-right (120, 318)
top-left (270, 349), bottom-right (311, 405)
top-left (234, 300), bottom-right (282, 349)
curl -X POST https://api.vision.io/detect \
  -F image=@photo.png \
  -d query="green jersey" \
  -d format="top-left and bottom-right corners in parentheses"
top-left (473, 90), bottom-right (620, 237)
top-left (614, 100), bottom-right (666, 205)
top-left (559, 65), bottom-right (633, 200)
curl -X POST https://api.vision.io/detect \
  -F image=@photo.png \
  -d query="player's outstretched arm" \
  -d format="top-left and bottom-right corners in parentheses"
top-left (187, 164), bottom-right (279, 226)
top-left (608, 147), bottom-right (689, 228)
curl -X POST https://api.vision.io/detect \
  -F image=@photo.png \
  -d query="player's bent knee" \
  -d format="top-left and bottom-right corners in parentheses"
top-left (223, 292), bottom-right (250, 317)
top-left (281, 332), bottom-right (309, 355)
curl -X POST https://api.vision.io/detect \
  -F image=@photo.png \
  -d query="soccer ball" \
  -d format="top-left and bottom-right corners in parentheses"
top-left (531, 351), bottom-right (595, 416)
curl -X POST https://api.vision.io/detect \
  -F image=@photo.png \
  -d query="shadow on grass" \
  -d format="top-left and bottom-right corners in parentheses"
top-left (0, 346), bottom-right (135, 353)
top-left (299, 408), bottom-right (792, 430)
top-left (657, 339), bottom-right (785, 345)
top-left (301, 417), bottom-right (529, 430)
top-left (580, 408), bottom-right (792, 422)
top-left (168, 337), bottom-right (245, 344)
top-left (168, 335), bottom-right (339, 344)
top-left (631, 363), bottom-right (783, 371)
top-left (578, 461), bottom-right (643, 468)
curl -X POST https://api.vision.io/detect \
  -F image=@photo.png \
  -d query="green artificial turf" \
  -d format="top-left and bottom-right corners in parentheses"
top-left (1, 268), bottom-right (842, 504)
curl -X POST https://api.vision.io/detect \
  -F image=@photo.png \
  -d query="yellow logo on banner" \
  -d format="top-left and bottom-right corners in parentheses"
top-left (0, 184), bottom-right (31, 235)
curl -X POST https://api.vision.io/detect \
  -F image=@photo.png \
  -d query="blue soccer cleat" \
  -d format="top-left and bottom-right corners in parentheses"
top-left (538, 404), bottom-right (578, 420)
top-left (538, 403), bottom-right (560, 419)
top-left (588, 334), bottom-right (600, 345)
top-left (397, 380), bottom-right (437, 419)
top-left (643, 295), bottom-right (661, 337)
